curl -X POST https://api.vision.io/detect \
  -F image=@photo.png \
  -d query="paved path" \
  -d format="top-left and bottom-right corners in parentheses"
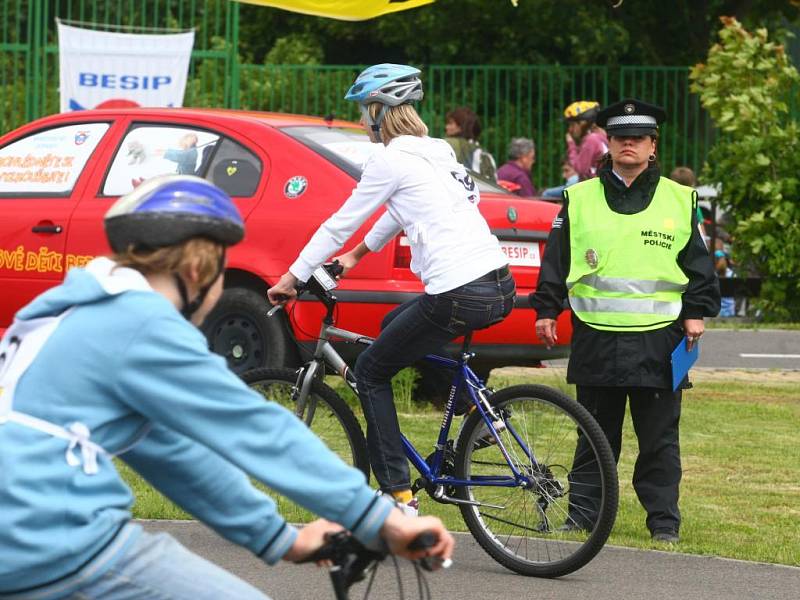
top-left (140, 520), bottom-right (800, 600)
top-left (543, 328), bottom-right (800, 370)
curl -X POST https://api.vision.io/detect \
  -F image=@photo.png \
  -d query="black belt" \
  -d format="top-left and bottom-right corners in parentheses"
top-left (473, 265), bottom-right (510, 283)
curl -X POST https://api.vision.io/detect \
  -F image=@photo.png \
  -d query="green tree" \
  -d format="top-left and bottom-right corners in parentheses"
top-left (691, 16), bottom-right (800, 320)
top-left (239, 0), bottom-right (799, 67)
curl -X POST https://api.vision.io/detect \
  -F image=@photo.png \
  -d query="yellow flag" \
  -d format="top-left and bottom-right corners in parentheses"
top-left (235, 0), bottom-right (436, 21)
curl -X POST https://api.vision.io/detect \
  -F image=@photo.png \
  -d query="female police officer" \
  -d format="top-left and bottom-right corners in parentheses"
top-left (530, 99), bottom-right (720, 544)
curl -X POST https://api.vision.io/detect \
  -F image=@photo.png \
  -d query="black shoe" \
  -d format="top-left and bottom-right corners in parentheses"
top-left (557, 520), bottom-right (593, 534)
top-left (651, 529), bottom-right (679, 543)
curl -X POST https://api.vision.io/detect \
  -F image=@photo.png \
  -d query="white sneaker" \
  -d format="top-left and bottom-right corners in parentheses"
top-left (398, 497), bottom-right (420, 517)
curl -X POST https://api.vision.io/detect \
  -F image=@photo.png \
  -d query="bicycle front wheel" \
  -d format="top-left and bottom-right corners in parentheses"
top-left (454, 384), bottom-right (618, 577)
top-left (243, 367), bottom-right (370, 479)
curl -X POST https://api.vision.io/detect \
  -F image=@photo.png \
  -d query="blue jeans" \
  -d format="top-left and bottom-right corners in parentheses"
top-left (3, 526), bottom-right (270, 600)
top-left (354, 268), bottom-right (516, 492)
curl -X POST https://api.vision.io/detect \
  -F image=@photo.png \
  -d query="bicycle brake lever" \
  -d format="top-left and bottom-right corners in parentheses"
top-left (420, 555), bottom-right (453, 572)
top-left (407, 531), bottom-right (452, 572)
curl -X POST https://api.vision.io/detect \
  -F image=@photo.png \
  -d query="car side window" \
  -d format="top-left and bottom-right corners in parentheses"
top-left (102, 125), bottom-right (221, 196)
top-left (206, 137), bottom-right (262, 197)
top-left (0, 123), bottom-right (110, 197)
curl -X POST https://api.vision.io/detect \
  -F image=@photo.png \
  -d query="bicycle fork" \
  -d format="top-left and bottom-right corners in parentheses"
top-left (292, 361), bottom-right (323, 424)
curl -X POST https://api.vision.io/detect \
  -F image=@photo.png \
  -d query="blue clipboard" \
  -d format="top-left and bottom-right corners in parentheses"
top-left (671, 336), bottom-right (699, 391)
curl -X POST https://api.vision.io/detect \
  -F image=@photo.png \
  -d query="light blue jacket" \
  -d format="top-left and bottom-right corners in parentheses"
top-left (0, 261), bottom-right (391, 594)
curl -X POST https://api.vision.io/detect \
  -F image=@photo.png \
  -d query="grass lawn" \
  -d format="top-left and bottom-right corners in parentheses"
top-left (119, 368), bottom-right (800, 567)
top-left (705, 319), bottom-right (800, 330)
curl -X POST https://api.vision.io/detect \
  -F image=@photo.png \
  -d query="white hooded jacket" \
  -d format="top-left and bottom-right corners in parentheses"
top-left (290, 135), bottom-right (507, 294)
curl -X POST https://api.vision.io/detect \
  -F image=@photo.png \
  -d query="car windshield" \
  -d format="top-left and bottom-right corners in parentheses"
top-left (281, 125), bottom-right (509, 194)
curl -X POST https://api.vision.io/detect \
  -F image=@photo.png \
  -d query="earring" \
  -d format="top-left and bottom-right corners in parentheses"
top-left (648, 154), bottom-right (656, 162)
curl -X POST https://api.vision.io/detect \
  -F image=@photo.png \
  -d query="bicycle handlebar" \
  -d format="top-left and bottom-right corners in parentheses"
top-left (298, 529), bottom-right (447, 596)
top-left (268, 261), bottom-right (344, 318)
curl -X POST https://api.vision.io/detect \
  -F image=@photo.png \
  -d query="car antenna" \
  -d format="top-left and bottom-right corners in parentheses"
top-left (323, 112), bottom-right (335, 128)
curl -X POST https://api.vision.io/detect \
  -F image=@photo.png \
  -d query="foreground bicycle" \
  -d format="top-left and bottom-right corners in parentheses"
top-left (246, 263), bottom-right (618, 577)
top-left (301, 530), bottom-right (445, 600)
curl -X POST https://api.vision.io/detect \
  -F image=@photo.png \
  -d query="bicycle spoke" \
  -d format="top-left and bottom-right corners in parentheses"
top-left (243, 367), bottom-right (369, 523)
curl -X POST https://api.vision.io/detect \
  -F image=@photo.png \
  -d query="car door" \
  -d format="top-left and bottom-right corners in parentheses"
top-left (65, 118), bottom-right (267, 266)
top-left (0, 121), bottom-right (113, 327)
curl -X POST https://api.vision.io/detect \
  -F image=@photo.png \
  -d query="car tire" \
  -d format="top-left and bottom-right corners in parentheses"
top-left (203, 287), bottom-right (292, 374)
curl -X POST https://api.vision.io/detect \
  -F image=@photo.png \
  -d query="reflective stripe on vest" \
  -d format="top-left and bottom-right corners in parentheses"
top-left (565, 176), bottom-right (694, 332)
top-left (567, 273), bottom-right (688, 294)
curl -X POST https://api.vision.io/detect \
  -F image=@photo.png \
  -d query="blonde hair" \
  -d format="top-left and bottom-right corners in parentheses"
top-left (368, 103), bottom-right (428, 142)
top-left (113, 238), bottom-right (224, 288)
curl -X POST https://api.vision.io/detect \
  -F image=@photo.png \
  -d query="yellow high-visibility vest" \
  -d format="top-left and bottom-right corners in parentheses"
top-left (565, 176), bottom-right (694, 332)
top-left (235, 0), bottom-right (435, 21)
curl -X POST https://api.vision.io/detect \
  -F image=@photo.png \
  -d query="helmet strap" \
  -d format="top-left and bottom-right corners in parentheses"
top-left (175, 249), bottom-right (226, 321)
top-left (360, 104), bottom-right (389, 144)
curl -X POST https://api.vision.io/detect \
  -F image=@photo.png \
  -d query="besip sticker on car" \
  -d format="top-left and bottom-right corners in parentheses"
top-left (0, 123), bottom-right (109, 194)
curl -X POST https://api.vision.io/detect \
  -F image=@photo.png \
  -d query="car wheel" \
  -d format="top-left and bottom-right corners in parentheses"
top-left (203, 287), bottom-right (292, 374)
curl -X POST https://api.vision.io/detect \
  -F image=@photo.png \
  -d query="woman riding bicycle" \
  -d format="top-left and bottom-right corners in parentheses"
top-left (0, 175), bottom-right (452, 599)
top-left (268, 64), bottom-right (515, 513)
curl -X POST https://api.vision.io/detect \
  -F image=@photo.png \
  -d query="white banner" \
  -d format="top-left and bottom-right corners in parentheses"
top-left (57, 22), bottom-right (195, 113)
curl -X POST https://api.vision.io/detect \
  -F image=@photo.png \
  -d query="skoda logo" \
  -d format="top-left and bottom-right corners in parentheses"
top-left (507, 206), bottom-right (518, 223)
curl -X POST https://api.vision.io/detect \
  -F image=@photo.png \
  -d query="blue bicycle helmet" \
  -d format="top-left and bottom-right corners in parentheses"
top-left (105, 175), bottom-right (245, 320)
top-left (345, 64), bottom-right (424, 143)
top-left (104, 175), bottom-right (244, 253)
top-left (345, 63), bottom-right (423, 106)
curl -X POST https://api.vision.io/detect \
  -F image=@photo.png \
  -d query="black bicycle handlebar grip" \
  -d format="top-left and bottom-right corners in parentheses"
top-left (300, 531), bottom-right (349, 563)
top-left (408, 531), bottom-right (446, 572)
top-left (407, 531), bottom-right (437, 552)
top-left (324, 260), bottom-right (344, 278)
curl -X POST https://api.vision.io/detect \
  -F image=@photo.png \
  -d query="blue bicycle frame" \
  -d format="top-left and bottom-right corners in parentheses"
top-left (402, 340), bottom-right (537, 502)
top-left (300, 313), bottom-right (540, 503)
top-left (276, 265), bottom-right (541, 504)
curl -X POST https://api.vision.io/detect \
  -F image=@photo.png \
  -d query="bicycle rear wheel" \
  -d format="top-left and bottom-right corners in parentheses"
top-left (243, 367), bottom-right (370, 480)
top-left (454, 384), bottom-right (618, 577)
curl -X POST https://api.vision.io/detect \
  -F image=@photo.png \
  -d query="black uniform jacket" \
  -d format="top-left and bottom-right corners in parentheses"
top-left (529, 163), bottom-right (721, 389)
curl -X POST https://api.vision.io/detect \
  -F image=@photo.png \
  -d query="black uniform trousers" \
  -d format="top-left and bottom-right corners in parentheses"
top-left (568, 385), bottom-right (682, 534)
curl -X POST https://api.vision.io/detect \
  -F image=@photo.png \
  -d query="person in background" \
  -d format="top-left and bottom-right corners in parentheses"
top-left (0, 175), bottom-right (453, 599)
top-left (164, 132), bottom-right (199, 175)
top-left (564, 100), bottom-right (608, 181)
top-left (531, 98), bottom-right (720, 545)
top-left (542, 156), bottom-right (580, 199)
top-left (496, 137), bottom-right (537, 197)
top-left (268, 64), bottom-right (514, 517)
top-left (444, 106), bottom-right (497, 180)
top-left (714, 238), bottom-right (736, 317)
top-left (670, 166), bottom-right (709, 248)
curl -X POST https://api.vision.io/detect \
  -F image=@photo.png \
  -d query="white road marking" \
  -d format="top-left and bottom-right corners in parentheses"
top-left (739, 353), bottom-right (800, 359)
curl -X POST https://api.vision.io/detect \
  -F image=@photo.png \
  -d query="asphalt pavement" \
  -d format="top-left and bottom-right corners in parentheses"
top-left (543, 327), bottom-right (800, 370)
top-left (139, 328), bottom-right (800, 599)
top-left (140, 520), bottom-right (800, 600)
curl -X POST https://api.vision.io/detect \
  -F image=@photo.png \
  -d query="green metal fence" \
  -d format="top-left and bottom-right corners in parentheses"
top-left (0, 0), bottom-right (239, 127)
top-left (0, 0), bottom-right (765, 186)
top-left (237, 63), bottom-right (713, 187)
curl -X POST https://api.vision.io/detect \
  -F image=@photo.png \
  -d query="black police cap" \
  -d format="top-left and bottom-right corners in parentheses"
top-left (596, 98), bottom-right (667, 137)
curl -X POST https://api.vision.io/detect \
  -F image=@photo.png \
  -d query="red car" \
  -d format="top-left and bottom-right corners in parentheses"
top-left (0, 108), bottom-right (571, 379)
